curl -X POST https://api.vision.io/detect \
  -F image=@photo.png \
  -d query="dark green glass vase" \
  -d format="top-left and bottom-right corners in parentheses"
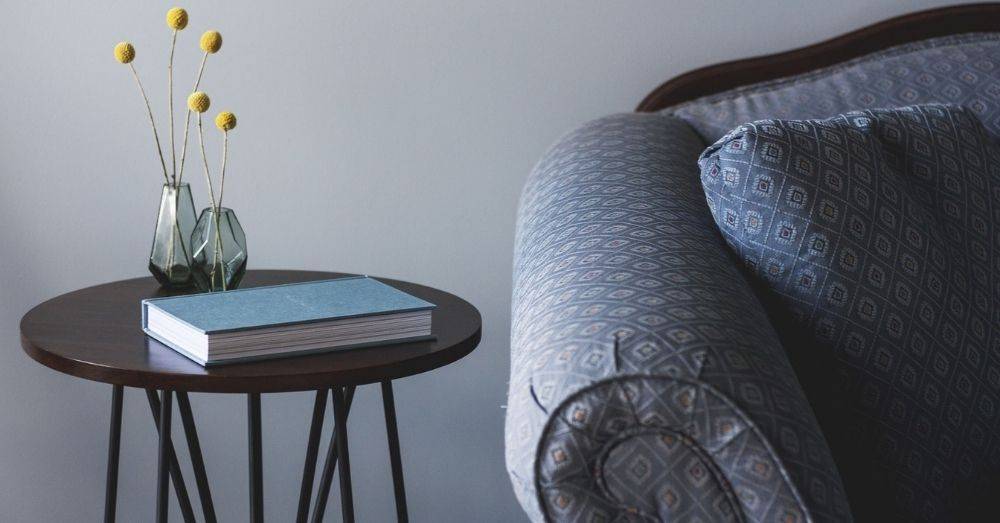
top-left (191, 207), bottom-right (247, 292)
top-left (149, 183), bottom-right (197, 288)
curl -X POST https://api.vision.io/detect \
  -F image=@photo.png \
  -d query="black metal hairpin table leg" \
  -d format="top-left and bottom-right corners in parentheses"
top-left (296, 389), bottom-right (328, 523)
top-left (248, 393), bottom-right (263, 523)
top-left (310, 387), bottom-right (356, 523)
top-left (156, 390), bottom-right (173, 523)
top-left (103, 382), bottom-right (409, 523)
top-left (381, 380), bottom-right (408, 522)
top-left (332, 387), bottom-right (354, 523)
top-left (146, 390), bottom-right (196, 523)
top-left (104, 385), bottom-right (124, 523)
top-left (177, 392), bottom-right (217, 523)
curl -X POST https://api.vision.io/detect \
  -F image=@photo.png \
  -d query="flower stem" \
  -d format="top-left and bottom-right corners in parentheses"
top-left (198, 115), bottom-right (226, 290)
top-left (214, 211), bottom-right (226, 291)
top-left (165, 187), bottom-right (177, 279)
top-left (218, 132), bottom-right (229, 209)
top-left (177, 52), bottom-right (209, 186)
top-left (168, 29), bottom-right (178, 186)
top-left (214, 132), bottom-right (230, 288)
top-left (197, 115), bottom-right (218, 212)
top-left (128, 63), bottom-right (169, 184)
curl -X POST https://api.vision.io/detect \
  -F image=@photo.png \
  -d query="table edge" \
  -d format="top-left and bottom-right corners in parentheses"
top-left (21, 326), bottom-right (482, 392)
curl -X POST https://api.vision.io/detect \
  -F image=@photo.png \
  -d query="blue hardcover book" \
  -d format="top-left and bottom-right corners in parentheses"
top-left (141, 276), bottom-right (436, 366)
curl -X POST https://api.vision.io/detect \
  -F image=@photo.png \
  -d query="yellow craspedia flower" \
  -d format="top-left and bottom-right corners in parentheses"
top-left (215, 111), bottom-right (237, 131)
top-left (166, 7), bottom-right (188, 30)
top-left (114, 41), bottom-right (135, 64)
top-left (187, 91), bottom-right (210, 113)
top-left (200, 30), bottom-right (223, 54)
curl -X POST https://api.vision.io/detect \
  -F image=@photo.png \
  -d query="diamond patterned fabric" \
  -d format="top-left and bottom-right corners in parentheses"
top-left (667, 34), bottom-right (1000, 142)
top-left (699, 104), bottom-right (1000, 521)
top-left (507, 113), bottom-right (850, 522)
top-left (510, 32), bottom-right (1000, 523)
top-left (538, 377), bottom-right (818, 522)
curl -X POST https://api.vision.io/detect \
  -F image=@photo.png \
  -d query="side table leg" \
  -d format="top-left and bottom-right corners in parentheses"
top-left (145, 390), bottom-right (196, 522)
top-left (156, 390), bottom-right (173, 523)
top-left (248, 393), bottom-right (263, 523)
top-left (177, 392), bottom-right (218, 523)
top-left (332, 387), bottom-right (354, 523)
top-left (296, 389), bottom-right (328, 523)
top-left (309, 386), bottom-right (356, 523)
top-left (104, 385), bottom-right (124, 523)
top-left (381, 380), bottom-right (408, 522)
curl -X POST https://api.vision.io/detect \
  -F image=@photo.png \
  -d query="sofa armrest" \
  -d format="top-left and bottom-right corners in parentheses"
top-left (506, 113), bottom-right (851, 522)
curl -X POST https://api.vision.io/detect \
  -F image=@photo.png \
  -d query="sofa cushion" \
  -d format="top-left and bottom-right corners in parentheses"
top-left (698, 104), bottom-right (1000, 521)
top-left (667, 33), bottom-right (1000, 142)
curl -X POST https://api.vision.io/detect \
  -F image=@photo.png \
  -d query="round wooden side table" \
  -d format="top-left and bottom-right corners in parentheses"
top-left (19, 270), bottom-right (482, 523)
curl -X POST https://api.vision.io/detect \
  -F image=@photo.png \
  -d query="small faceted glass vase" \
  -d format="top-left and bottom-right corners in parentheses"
top-left (149, 183), bottom-right (198, 288)
top-left (191, 207), bottom-right (248, 292)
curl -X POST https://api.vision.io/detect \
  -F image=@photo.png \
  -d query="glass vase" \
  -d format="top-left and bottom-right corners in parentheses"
top-left (149, 183), bottom-right (198, 288)
top-left (191, 207), bottom-right (247, 292)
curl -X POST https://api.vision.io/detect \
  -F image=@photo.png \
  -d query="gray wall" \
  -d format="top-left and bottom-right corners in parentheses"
top-left (0, 0), bottom-right (963, 520)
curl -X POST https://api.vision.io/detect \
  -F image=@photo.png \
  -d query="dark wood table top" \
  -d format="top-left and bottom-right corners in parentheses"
top-left (20, 270), bottom-right (482, 393)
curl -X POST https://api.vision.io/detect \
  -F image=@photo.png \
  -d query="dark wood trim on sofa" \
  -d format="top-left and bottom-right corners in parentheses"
top-left (637, 3), bottom-right (1000, 112)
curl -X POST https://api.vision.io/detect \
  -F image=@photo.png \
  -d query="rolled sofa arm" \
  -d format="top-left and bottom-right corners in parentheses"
top-left (506, 113), bottom-right (851, 522)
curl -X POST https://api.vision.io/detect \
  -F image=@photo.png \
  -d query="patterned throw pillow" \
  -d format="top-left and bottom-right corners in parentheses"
top-left (698, 104), bottom-right (1000, 521)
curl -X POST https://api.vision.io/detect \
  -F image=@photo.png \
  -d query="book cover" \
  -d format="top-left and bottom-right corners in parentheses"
top-left (141, 276), bottom-right (436, 335)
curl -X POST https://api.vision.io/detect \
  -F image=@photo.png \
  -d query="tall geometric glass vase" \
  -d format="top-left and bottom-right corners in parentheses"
top-left (191, 207), bottom-right (247, 292)
top-left (149, 183), bottom-right (198, 288)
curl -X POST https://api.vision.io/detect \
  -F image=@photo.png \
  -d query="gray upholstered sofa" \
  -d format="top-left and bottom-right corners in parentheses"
top-left (505, 12), bottom-right (1000, 522)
